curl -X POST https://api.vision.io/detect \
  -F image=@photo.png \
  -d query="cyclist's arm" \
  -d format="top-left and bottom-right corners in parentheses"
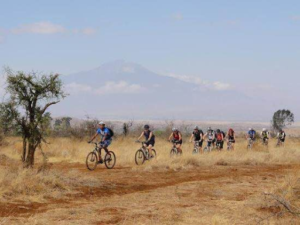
top-left (89, 132), bottom-right (98, 142)
top-left (189, 134), bottom-right (194, 142)
top-left (137, 132), bottom-right (144, 141)
top-left (147, 132), bottom-right (153, 142)
top-left (179, 132), bottom-right (182, 141)
top-left (168, 133), bottom-right (173, 141)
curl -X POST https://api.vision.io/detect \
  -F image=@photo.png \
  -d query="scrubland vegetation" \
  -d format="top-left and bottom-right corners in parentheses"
top-left (0, 134), bottom-right (299, 224)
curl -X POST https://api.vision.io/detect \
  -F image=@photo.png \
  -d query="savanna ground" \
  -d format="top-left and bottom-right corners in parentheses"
top-left (0, 135), bottom-right (300, 225)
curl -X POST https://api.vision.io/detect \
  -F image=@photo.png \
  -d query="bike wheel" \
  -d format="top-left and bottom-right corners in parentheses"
top-left (170, 148), bottom-right (177, 157)
top-left (104, 151), bottom-right (116, 169)
top-left (86, 152), bottom-right (98, 171)
top-left (151, 149), bottom-right (157, 159)
top-left (135, 149), bottom-right (145, 165)
top-left (192, 148), bottom-right (199, 154)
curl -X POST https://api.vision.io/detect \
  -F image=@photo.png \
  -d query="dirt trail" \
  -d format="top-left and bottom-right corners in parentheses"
top-left (0, 162), bottom-right (297, 223)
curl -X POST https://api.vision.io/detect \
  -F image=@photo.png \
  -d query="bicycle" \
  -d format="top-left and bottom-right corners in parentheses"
top-left (262, 138), bottom-right (269, 147)
top-left (192, 141), bottom-right (201, 154)
top-left (204, 140), bottom-right (213, 152)
top-left (247, 138), bottom-right (255, 150)
top-left (276, 138), bottom-right (284, 148)
top-left (216, 141), bottom-right (223, 151)
top-left (135, 141), bottom-right (157, 165)
top-left (86, 142), bottom-right (116, 171)
top-left (227, 140), bottom-right (234, 151)
top-left (170, 140), bottom-right (182, 157)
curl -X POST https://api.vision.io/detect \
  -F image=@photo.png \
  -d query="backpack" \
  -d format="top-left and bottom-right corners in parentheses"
top-left (107, 128), bottom-right (114, 137)
top-left (221, 131), bottom-right (226, 138)
top-left (216, 132), bottom-right (223, 141)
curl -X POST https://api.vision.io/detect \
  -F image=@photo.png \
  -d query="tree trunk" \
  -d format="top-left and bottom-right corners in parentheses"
top-left (25, 143), bottom-right (36, 167)
top-left (22, 138), bottom-right (27, 162)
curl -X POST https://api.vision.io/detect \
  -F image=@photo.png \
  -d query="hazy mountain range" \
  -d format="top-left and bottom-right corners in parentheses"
top-left (50, 60), bottom-right (292, 121)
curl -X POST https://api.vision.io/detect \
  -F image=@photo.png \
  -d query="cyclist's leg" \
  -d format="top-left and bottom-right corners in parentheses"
top-left (176, 143), bottom-right (182, 153)
top-left (103, 140), bottom-right (112, 155)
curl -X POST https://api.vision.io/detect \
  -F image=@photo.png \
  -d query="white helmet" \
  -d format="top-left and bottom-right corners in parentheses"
top-left (98, 121), bottom-right (105, 125)
top-left (194, 126), bottom-right (199, 130)
top-left (249, 128), bottom-right (252, 131)
top-left (263, 128), bottom-right (267, 132)
top-left (172, 127), bottom-right (178, 132)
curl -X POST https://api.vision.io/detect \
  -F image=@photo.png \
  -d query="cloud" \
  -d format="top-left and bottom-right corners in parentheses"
top-left (164, 73), bottom-right (232, 91)
top-left (95, 81), bottom-right (143, 94)
top-left (213, 82), bottom-right (232, 91)
top-left (81, 28), bottom-right (97, 35)
top-left (172, 13), bottom-right (183, 21)
top-left (10, 22), bottom-right (97, 36)
top-left (291, 16), bottom-right (300, 21)
top-left (11, 21), bottom-right (66, 34)
top-left (65, 82), bottom-right (92, 94)
top-left (65, 81), bottom-right (143, 95)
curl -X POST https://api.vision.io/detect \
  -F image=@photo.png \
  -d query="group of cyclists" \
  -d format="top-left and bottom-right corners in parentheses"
top-left (88, 122), bottom-right (287, 164)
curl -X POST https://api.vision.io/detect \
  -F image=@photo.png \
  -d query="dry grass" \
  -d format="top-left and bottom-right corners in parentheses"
top-left (0, 136), bottom-right (300, 224)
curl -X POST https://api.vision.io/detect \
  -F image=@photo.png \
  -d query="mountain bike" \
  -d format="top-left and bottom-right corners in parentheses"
top-left (216, 141), bottom-right (223, 151)
top-left (170, 140), bottom-right (182, 157)
top-left (247, 138), bottom-right (255, 150)
top-left (227, 140), bottom-right (233, 151)
top-left (204, 140), bottom-right (213, 152)
top-left (135, 141), bottom-right (157, 165)
top-left (86, 142), bottom-right (116, 171)
top-left (262, 138), bottom-right (269, 146)
top-left (192, 141), bottom-right (201, 154)
top-left (276, 138), bottom-right (284, 148)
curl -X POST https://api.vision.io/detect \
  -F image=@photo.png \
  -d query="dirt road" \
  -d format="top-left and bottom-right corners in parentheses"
top-left (1, 162), bottom-right (299, 224)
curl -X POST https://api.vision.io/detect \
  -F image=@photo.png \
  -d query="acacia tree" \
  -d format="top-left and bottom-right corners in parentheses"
top-left (271, 109), bottom-right (294, 132)
top-left (0, 69), bottom-right (65, 167)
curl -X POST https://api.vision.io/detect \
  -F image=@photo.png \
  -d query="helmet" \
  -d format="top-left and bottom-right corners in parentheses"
top-left (98, 121), bottom-right (105, 125)
top-left (216, 129), bottom-right (220, 133)
top-left (208, 127), bottom-right (212, 131)
top-left (144, 124), bottom-right (150, 129)
top-left (249, 128), bottom-right (252, 131)
top-left (194, 126), bottom-right (199, 130)
top-left (262, 128), bottom-right (267, 132)
top-left (172, 127), bottom-right (178, 132)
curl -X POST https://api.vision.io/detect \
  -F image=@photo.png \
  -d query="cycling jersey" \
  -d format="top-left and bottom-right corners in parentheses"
top-left (262, 131), bottom-right (269, 138)
top-left (216, 132), bottom-right (223, 141)
top-left (144, 130), bottom-right (155, 142)
top-left (97, 127), bottom-right (112, 140)
top-left (248, 130), bottom-right (256, 139)
top-left (193, 130), bottom-right (203, 141)
top-left (173, 132), bottom-right (181, 140)
top-left (207, 131), bottom-right (215, 141)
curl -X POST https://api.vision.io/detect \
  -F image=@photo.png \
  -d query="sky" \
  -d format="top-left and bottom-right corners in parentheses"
top-left (0, 0), bottom-right (299, 120)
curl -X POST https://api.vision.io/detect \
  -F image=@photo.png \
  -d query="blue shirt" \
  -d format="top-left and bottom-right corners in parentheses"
top-left (97, 127), bottom-right (111, 140)
top-left (248, 130), bottom-right (256, 138)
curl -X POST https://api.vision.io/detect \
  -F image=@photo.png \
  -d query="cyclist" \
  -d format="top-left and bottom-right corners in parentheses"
top-left (137, 125), bottom-right (155, 158)
top-left (247, 128), bottom-right (256, 141)
top-left (88, 121), bottom-right (112, 164)
top-left (227, 128), bottom-right (236, 150)
top-left (261, 128), bottom-right (270, 144)
top-left (215, 129), bottom-right (224, 150)
top-left (169, 128), bottom-right (183, 154)
top-left (204, 127), bottom-right (215, 150)
top-left (277, 129), bottom-right (286, 145)
top-left (189, 126), bottom-right (204, 152)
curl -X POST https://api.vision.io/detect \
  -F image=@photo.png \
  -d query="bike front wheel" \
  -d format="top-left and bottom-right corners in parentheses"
top-left (135, 149), bottom-right (145, 165)
top-left (170, 148), bottom-right (177, 157)
top-left (86, 152), bottom-right (98, 171)
top-left (104, 151), bottom-right (116, 169)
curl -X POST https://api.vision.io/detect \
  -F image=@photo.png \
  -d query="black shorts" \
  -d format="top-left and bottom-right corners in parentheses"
top-left (228, 138), bottom-right (235, 143)
top-left (145, 140), bottom-right (155, 147)
top-left (195, 140), bottom-right (203, 147)
top-left (173, 140), bottom-right (182, 145)
top-left (280, 138), bottom-right (285, 143)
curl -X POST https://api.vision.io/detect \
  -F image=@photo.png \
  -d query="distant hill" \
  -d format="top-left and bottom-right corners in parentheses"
top-left (51, 60), bottom-right (279, 121)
